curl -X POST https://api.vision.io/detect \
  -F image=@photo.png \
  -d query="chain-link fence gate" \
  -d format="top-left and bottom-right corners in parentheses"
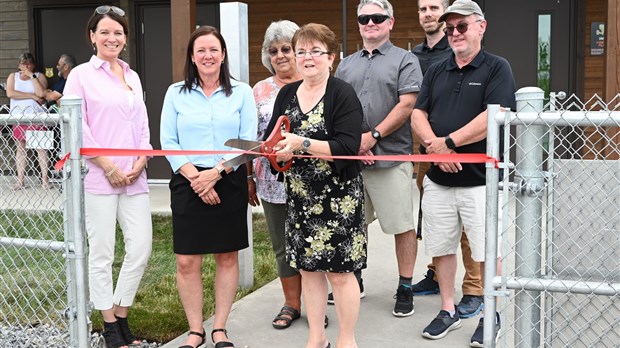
top-left (0, 97), bottom-right (90, 348)
top-left (485, 88), bottom-right (620, 347)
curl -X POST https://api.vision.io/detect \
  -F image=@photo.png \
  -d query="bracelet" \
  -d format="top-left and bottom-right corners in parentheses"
top-left (105, 166), bottom-right (117, 177)
top-left (247, 175), bottom-right (254, 179)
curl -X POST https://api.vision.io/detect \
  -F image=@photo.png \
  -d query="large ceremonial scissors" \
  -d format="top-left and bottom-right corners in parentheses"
top-left (223, 115), bottom-right (293, 172)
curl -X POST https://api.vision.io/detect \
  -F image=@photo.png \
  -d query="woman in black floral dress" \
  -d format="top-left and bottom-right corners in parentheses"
top-left (265, 23), bottom-right (366, 348)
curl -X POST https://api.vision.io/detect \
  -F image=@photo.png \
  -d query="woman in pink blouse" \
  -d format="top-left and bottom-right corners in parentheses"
top-left (63, 6), bottom-right (152, 348)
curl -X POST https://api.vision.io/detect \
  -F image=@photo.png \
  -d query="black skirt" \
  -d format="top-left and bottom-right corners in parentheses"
top-left (170, 166), bottom-right (249, 254)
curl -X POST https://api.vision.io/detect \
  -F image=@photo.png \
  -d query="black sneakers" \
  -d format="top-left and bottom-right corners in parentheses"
top-left (469, 312), bottom-right (501, 347)
top-left (392, 285), bottom-right (414, 317)
top-left (411, 269), bottom-right (440, 296)
top-left (422, 308), bottom-right (462, 339)
top-left (457, 295), bottom-right (484, 318)
top-left (327, 277), bottom-right (365, 305)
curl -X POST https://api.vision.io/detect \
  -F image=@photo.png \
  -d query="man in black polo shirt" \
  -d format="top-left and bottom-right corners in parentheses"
top-left (411, 0), bottom-right (486, 323)
top-left (411, 0), bottom-right (515, 345)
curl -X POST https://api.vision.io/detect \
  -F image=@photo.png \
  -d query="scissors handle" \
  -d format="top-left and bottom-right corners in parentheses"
top-left (262, 115), bottom-right (293, 172)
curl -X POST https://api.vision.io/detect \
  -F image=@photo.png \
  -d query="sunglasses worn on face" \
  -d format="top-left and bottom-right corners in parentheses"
top-left (95, 5), bottom-right (125, 17)
top-left (268, 46), bottom-right (292, 57)
top-left (357, 13), bottom-right (390, 25)
top-left (444, 19), bottom-right (482, 36)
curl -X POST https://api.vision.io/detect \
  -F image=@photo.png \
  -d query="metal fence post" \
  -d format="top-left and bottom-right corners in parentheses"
top-left (513, 87), bottom-right (546, 348)
top-left (60, 96), bottom-right (91, 348)
top-left (484, 104), bottom-right (501, 347)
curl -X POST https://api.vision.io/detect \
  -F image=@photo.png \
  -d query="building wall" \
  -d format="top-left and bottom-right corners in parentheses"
top-left (0, 0), bottom-right (30, 105)
top-left (0, 1), bottom-right (614, 105)
top-left (584, 0), bottom-right (606, 100)
top-left (244, 0), bottom-right (421, 86)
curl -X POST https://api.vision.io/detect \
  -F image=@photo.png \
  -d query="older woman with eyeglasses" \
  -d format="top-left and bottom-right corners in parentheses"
top-left (247, 20), bottom-right (308, 331)
top-left (265, 23), bottom-right (366, 348)
top-left (63, 5), bottom-right (152, 348)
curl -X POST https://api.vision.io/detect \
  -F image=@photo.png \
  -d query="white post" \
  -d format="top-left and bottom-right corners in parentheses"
top-left (219, 2), bottom-right (253, 288)
top-left (219, 2), bottom-right (249, 83)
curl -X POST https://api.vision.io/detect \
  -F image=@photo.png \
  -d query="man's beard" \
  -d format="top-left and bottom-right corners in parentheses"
top-left (424, 23), bottom-right (442, 35)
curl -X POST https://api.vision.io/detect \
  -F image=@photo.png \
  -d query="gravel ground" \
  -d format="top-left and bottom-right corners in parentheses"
top-left (0, 324), bottom-right (162, 348)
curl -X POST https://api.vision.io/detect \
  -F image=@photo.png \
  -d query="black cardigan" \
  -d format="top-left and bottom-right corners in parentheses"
top-left (264, 75), bottom-right (363, 181)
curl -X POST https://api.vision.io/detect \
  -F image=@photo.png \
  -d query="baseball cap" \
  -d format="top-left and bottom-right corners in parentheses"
top-left (438, 0), bottom-right (484, 22)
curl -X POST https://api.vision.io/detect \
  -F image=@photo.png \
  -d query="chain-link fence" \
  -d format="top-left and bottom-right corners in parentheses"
top-left (0, 98), bottom-right (90, 348)
top-left (485, 88), bottom-right (620, 347)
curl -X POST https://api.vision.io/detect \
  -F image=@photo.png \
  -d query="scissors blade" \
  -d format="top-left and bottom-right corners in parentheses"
top-left (223, 139), bottom-right (263, 168)
top-left (222, 153), bottom-right (261, 168)
top-left (224, 138), bottom-right (262, 150)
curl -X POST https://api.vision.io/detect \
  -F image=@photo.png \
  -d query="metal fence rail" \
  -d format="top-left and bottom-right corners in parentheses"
top-left (0, 98), bottom-right (89, 348)
top-left (486, 88), bottom-right (620, 348)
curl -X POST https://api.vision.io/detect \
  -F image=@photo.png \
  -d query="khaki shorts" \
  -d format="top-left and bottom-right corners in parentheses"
top-left (362, 162), bottom-right (415, 235)
top-left (422, 176), bottom-right (501, 262)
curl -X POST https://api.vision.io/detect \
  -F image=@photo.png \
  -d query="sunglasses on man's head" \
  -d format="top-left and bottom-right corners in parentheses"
top-left (268, 46), bottom-right (292, 57)
top-left (443, 19), bottom-right (482, 36)
top-left (95, 5), bottom-right (125, 17)
top-left (357, 13), bottom-right (390, 25)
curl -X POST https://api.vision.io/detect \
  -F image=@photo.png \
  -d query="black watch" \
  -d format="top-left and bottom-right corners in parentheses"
top-left (371, 128), bottom-right (382, 141)
top-left (216, 166), bottom-right (228, 178)
top-left (444, 135), bottom-right (456, 150)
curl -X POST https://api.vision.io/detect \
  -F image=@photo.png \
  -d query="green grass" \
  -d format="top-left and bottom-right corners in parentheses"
top-left (0, 212), bottom-right (277, 343)
top-left (0, 211), bottom-right (68, 329)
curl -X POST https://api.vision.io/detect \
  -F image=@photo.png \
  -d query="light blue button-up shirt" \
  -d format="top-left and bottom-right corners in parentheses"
top-left (160, 79), bottom-right (258, 173)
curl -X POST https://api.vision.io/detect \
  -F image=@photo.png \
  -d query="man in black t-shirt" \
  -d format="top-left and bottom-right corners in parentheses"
top-left (411, 0), bottom-right (516, 345)
top-left (411, 0), bottom-right (487, 322)
top-left (43, 54), bottom-right (76, 172)
top-left (44, 54), bottom-right (76, 108)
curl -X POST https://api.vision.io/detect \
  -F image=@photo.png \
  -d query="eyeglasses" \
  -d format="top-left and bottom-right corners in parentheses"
top-left (95, 5), bottom-right (125, 17)
top-left (295, 50), bottom-right (330, 58)
top-left (357, 13), bottom-right (390, 25)
top-left (443, 19), bottom-right (482, 36)
top-left (268, 46), bottom-right (292, 57)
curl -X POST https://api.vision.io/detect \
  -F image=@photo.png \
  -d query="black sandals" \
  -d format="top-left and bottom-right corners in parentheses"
top-left (272, 305), bottom-right (301, 329)
top-left (211, 328), bottom-right (234, 348)
top-left (178, 330), bottom-right (206, 348)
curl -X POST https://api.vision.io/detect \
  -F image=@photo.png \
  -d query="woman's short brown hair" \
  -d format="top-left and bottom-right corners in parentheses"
top-left (292, 23), bottom-right (339, 55)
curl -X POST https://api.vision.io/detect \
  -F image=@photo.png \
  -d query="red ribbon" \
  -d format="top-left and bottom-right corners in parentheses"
top-left (54, 147), bottom-right (499, 171)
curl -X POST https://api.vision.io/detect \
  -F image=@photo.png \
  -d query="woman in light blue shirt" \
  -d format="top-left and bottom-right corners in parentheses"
top-left (160, 26), bottom-right (257, 348)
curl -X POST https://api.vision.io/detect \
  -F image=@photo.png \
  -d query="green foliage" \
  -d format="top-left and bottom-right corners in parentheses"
top-left (538, 40), bottom-right (551, 99)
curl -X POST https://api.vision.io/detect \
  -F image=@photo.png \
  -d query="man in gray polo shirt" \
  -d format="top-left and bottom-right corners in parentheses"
top-left (335, 0), bottom-right (423, 317)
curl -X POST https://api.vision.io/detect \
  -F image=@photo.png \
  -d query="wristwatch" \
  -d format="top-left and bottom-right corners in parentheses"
top-left (444, 135), bottom-right (456, 150)
top-left (216, 166), bottom-right (228, 178)
top-left (371, 128), bottom-right (382, 141)
top-left (302, 138), bottom-right (311, 152)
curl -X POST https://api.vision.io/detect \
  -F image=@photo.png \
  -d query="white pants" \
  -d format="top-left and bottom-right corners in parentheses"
top-left (85, 192), bottom-right (153, 310)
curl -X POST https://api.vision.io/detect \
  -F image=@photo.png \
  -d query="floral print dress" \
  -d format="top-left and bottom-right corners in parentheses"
top-left (283, 95), bottom-right (367, 273)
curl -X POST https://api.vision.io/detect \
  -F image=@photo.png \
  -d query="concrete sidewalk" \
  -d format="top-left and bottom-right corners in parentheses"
top-left (150, 184), bottom-right (482, 348)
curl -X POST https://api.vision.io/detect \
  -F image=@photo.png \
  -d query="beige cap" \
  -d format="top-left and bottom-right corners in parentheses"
top-left (438, 0), bottom-right (484, 22)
